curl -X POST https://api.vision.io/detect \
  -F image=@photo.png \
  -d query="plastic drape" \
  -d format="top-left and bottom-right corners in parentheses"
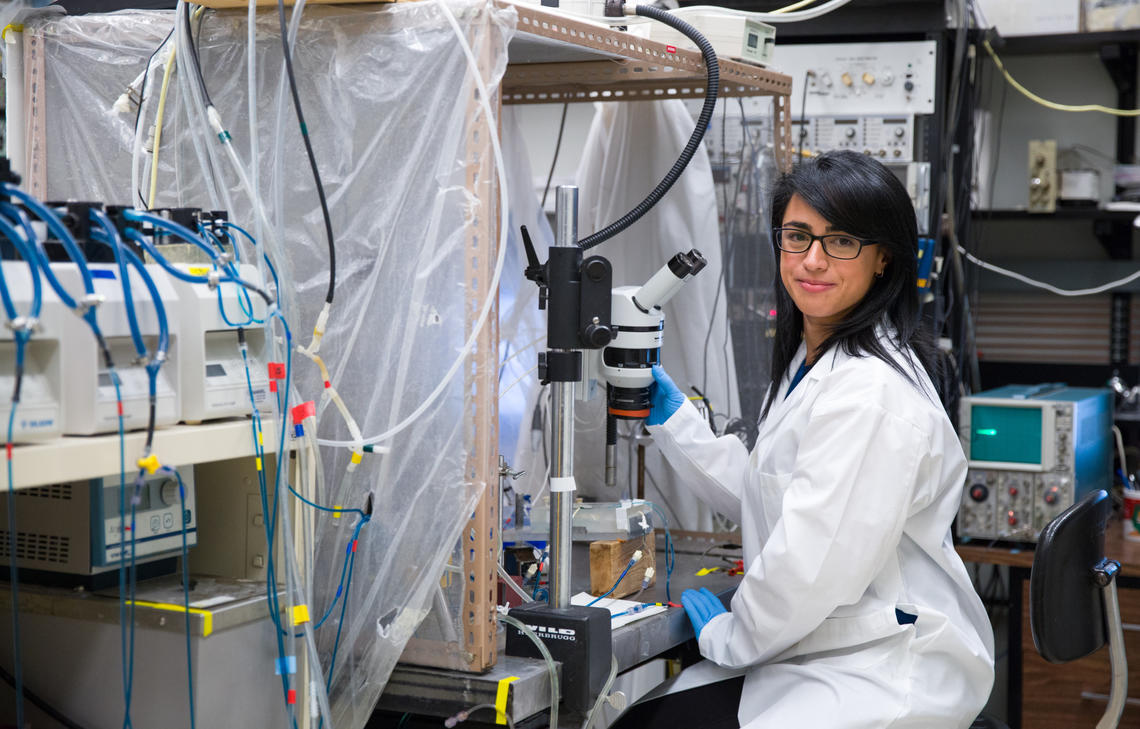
top-left (27, 3), bottom-right (514, 726)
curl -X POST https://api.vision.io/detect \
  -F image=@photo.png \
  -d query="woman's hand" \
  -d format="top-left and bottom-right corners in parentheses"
top-left (648, 364), bottom-right (686, 426)
top-left (681, 587), bottom-right (727, 637)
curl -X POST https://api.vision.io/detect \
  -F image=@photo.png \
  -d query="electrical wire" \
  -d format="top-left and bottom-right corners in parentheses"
top-left (671, 0), bottom-right (851, 23)
top-left (770, 0), bottom-right (818, 12)
top-left (276, 0), bottom-right (336, 305)
top-left (541, 103), bottom-right (569, 210)
top-left (956, 244), bottom-right (1140, 296)
top-left (983, 40), bottom-right (1140, 117)
top-left (578, 4), bottom-right (718, 251)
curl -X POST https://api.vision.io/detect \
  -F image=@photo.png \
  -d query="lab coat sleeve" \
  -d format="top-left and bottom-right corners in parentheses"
top-left (647, 398), bottom-right (749, 523)
top-left (697, 381), bottom-right (925, 668)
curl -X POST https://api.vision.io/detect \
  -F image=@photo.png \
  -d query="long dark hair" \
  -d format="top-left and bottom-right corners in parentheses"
top-left (760, 150), bottom-right (939, 420)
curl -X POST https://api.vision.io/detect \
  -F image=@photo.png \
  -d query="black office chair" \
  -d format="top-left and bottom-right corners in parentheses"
top-left (973, 489), bottom-right (1126, 729)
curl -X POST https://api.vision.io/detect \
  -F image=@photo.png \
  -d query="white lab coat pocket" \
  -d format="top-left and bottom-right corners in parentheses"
top-left (789, 605), bottom-right (912, 667)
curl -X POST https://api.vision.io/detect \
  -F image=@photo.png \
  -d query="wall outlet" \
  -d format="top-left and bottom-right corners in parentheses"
top-left (1028, 139), bottom-right (1057, 213)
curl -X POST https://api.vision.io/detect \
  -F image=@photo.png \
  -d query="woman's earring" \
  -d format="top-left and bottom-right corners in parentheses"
top-left (875, 269), bottom-right (885, 278)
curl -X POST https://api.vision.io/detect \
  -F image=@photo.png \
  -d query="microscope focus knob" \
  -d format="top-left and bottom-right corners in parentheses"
top-left (583, 322), bottom-right (613, 347)
top-left (584, 258), bottom-right (609, 282)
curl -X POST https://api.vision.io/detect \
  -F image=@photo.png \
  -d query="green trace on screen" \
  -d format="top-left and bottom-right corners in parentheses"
top-left (969, 405), bottom-right (1043, 465)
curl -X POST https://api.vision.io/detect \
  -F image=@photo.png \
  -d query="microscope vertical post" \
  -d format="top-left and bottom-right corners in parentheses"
top-left (549, 185), bottom-right (578, 608)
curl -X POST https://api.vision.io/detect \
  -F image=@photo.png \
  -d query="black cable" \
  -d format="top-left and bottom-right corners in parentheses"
top-left (277, 0), bottom-right (337, 305)
top-left (796, 70), bottom-right (812, 163)
top-left (182, 4), bottom-right (212, 108)
top-left (542, 103), bottom-right (569, 210)
top-left (578, 4), bottom-right (718, 251)
top-left (0, 663), bottom-right (90, 729)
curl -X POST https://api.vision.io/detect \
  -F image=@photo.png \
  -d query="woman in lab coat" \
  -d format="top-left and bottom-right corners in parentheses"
top-left (639, 151), bottom-right (994, 728)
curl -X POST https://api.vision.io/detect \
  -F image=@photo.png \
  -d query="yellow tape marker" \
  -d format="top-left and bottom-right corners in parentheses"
top-left (917, 278), bottom-right (928, 288)
top-left (126, 600), bottom-right (213, 637)
top-left (494, 676), bottom-right (519, 725)
top-left (2, 24), bottom-right (25, 42)
top-left (332, 505), bottom-right (342, 520)
top-left (255, 457), bottom-right (263, 472)
top-left (350, 452), bottom-right (362, 465)
top-left (695, 567), bottom-right (720, 577)
top-left (188, 266), bottom-right (210, 276)
top-left (293, 604), bottom-right (310, 626)
top-left (257, 431), bottom-right (264, 447)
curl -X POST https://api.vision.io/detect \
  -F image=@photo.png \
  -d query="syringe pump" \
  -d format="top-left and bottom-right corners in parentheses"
top-left (170, 262), bottom-right (271, 422)
top-left (53, 262), bottom-right (181, 435)
top-left (0, 261), bottom-right (63, 441)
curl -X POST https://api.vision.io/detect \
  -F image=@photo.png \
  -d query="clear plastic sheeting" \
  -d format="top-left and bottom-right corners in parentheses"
top-left (26, 2), bottom-right (515, 726)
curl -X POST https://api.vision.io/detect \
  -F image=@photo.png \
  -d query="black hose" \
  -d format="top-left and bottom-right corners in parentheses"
top-left (578, 4), bottom-right (719, 251)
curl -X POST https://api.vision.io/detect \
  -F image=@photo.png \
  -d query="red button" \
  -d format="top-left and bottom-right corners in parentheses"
top-left (1009, 487), bottom-right (1018, 497)
top-left (1008, 512), bottom-right (1018, 526)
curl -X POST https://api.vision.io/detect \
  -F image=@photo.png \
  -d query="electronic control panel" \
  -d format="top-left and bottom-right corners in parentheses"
top-left (0, 466), bottom-right (197, 577)
top-left (773, 40), bottom-right (938, 116)
top-left (957, 385), bottom-right (1112, 542)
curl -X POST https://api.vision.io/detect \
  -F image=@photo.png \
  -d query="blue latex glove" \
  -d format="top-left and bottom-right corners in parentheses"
top-left (647, 364), bottom-right (686, 426)
top-left (681, 587), bottom-right (727, 638)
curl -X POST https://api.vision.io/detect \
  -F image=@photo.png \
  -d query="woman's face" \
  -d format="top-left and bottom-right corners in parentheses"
top-left (779, 194), bottom-right (889, 338)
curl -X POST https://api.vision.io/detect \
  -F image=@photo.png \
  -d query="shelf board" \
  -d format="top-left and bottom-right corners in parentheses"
top-left (5, 418), bottom-right (283, 491)
top-left (997, 30), bottom-right (1140, 55)
top-left (971, 207), bottom-right (1140, 222)
top-left (500, 1), bottom-right (792, 104)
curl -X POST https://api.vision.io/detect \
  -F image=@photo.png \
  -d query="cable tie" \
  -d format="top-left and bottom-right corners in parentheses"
top-left (75, 293), bottom-right (106, 315)
top-left (137, 453), bottom-right (161, 475)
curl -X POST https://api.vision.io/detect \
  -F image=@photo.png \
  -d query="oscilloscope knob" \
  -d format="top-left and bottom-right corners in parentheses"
top-left (969, 484), bottom-right (988, 502)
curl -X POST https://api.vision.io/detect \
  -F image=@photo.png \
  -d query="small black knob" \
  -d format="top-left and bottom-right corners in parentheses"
top-left (583, 323), bottom-right (613, 347)
top-left (969, 484), bottom-right (988, 502)
top-left (904, 80), bottom-right (914, 92)
top-left (584, 258), bottom-right (609, 283)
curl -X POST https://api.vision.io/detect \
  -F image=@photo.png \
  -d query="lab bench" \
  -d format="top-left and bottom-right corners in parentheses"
top-left (373, 535), bottom-right (744, 728)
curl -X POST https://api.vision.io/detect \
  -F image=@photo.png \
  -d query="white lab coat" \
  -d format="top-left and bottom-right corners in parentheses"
top-left (648, 325), bottom-right (995, 728)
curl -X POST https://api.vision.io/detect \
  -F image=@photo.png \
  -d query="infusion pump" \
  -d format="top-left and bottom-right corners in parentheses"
top-left (170, 262), bottom-right (271, 422)
top-left (956, 385), bottom-right (1112, 542)
top-left (0, 261), bottom-right (63, 442)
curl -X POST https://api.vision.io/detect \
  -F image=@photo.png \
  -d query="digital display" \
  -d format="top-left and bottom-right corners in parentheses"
top-left (970, 405), bottom-right (1043, 465)
top-left (747, 33), bottom-right (758, 49)
top-left (205, 364), bottom-right (226, 378)
top-left (104, 480), bottom-right (149, 511)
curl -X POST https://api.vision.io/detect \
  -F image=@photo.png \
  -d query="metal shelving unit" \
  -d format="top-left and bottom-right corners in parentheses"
top-left (3, 418), bottom-right (282, 491)
top-left (501, 1), bottom-right (795, 169)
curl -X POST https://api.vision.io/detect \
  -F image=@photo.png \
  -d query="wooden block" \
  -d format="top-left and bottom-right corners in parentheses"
top-left (589, 532), bottom-right (656, 600)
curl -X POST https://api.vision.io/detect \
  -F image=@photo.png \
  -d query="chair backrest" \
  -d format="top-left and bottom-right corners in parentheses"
top-left (1030, 489), bottom-right (1112, 664)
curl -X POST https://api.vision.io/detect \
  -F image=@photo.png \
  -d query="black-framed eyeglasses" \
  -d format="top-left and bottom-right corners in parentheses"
top-left (773, 227), bottom-right (879, 260)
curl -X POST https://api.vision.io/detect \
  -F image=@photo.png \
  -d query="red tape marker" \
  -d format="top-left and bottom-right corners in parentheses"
top-left (666, 44), bottom-right (677, 53)
top-left (286, 689), bottom-right (296, 705)
top-left (352, 540), bottom-right (358, 553)
top-left (5, 443), bottom-right (11, 460)
top-left (269, 381), bottom-right (278, 393)
top-left (267, 362), bottom-right (286, 380)
top-left (291, 401), bottom-right (316, 426)
top-left (323, 380), bottom-right (331, 389)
